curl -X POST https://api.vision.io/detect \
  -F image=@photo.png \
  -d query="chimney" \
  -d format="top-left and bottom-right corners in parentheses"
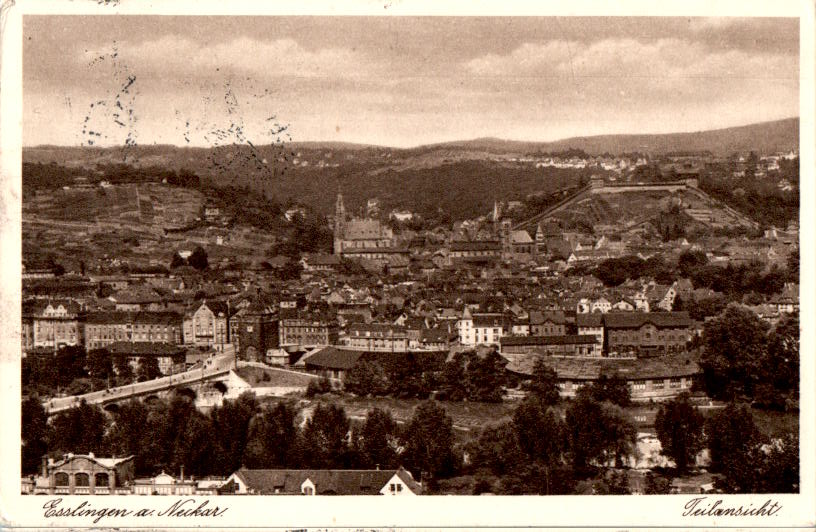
top-left (41, 456), bottom-right (48, 478)
top-left (180, 465), bottom-right (184, 483)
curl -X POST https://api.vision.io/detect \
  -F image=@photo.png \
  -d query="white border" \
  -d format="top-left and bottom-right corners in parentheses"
top-left (1, 0), bottom-right (814, 528)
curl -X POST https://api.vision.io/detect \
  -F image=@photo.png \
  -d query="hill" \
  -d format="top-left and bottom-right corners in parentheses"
top-left (432, 117), bottom-right (798, 156)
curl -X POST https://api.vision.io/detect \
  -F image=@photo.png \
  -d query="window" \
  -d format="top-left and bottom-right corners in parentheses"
top-left (55, 473), bottom-right (69, 486)
top-left (95, 473), bottom-right (109, 486)
top-left (75, 473), bottom-right (90, 486)
top-left (303, 486), bottom-right (314, 495)
top-left (669, 378), bottom-right (681, 388)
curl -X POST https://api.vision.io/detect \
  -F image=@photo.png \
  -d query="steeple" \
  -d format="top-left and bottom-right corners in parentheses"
top-left (334, 193), bottom-right (346, 255)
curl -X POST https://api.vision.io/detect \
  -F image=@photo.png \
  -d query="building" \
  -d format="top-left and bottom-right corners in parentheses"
top-left (223, 467), bottom-right (422, 495)
top-left (84, 311), bottom-right (183, 351)
top-left (448, 241), bottom-right (502, 263)
top-left (107, 341), bottom-right (187, 375)
top-left (603, 312), bottom-right (692, 356)
top-left (25, 299), bottom-right (83, 350)
top-left (30, 453), bottom-right (134, 495)
top-left (344, 323), bottom-right (409, 352)
top-left (576, 313), bottom-right (604, 346)
top-left (279, 315), bottom-right (339, 348)
top-left (500, 334), bottom-right (602, 357)
top-left (183, 300), bottom-right (233, 350)
top-left (529, 310), bottom-right (566, 336)
top-left (232, 301), bottom-right (280, 363)
top-left (507, 353), bottom-right (700, 402)
top-left (457, 308), bottom-right (506, 346)
top-left (133, 471), bottom-right (196, 495)
top-left (333, 193), bottom-right (395, 255)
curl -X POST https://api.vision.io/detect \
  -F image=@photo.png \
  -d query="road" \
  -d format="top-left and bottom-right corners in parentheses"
top-left (43, 350), bottom-right (236, 416)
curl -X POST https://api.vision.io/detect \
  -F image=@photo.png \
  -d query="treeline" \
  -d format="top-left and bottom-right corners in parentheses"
top-left (587, 250), bottom-right (794, 307)
top-left (700, 306), bottom-right (798, 408)
top-left (23, 346), bottom-right (162, 398)
top-left (22, 162), bottom-right (199, 195)
top-left (21, 394), bottom-right (459, 487)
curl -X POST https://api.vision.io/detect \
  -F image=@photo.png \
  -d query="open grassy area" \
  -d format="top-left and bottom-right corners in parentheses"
top-left (235, 366), bottom-right (317, 388)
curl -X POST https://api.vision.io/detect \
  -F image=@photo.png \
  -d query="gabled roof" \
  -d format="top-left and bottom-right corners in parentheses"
top-left (500, 334), bottom-right (598, 347)
top-left (233, 467), bottom-right (421, 495)
top-left (602, 311), bottom-right (691, 329)
top-left (301, 347), bottom-right (366, 370)
top-left (107, 342), bottom-right (186, 356)
top-left (529, 310), bottom-right (565, 325)
top-left (50, 453), bottom-right (134, 471)
top-left (576, 313), bottom-right (603, 327)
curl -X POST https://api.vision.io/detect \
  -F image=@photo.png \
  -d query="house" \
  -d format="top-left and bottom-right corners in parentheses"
top-left (529, 310), bottom-right (566, 336)
top-left (231, 300), bottom-right (280, 363)
top-left (591, 297), bottom-right (612, 314)
top-left (223, 467), bottom-right (422, 495)
top-left (576, 313), bottom-right (604, 346)
top-left (457, 308), bottom-right (506, 346)
top-left (611, 298), bottom-right (635, 311)
top-left (344, 323), bottom-right (409, 352)
top-left (302, 254), bottom-right (341, 273)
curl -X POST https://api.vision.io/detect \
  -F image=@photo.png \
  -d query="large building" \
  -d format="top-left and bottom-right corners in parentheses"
top-left (343, 323), bottom-right (409, 352)
top-left (24, 299), bottom-right (83, 351)
top-left (333, 194), bottom-right (395, 255)
top-left (457, 309), bottom-right (507, 346)
top-left (183, 300), bottom-right (233, 350)
top-left (232, 300), bottom-right (280, 363)
top-left (84, 311), bottom-right (183, 351)
top-left (279, 314), bottom-right (339, 348)
top-left (28, 453), bottom-right (134, 495)
top-left (603, 312), bottom-right (692, 356)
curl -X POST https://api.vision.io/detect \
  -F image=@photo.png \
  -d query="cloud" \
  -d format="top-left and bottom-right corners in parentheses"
top-left (463, 38), bottom-right (797, 83)
top-left (79, 36), bottom-right (384, 80)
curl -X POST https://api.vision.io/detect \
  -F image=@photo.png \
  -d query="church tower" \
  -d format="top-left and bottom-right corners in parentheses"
top-left (334, 193), bottom-right (346, 255)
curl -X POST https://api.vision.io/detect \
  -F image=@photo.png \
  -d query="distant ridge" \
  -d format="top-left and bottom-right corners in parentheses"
top-left (423, 117), bottom-right (799, 156)
top-left (25, 117), bottom-right (798, 157)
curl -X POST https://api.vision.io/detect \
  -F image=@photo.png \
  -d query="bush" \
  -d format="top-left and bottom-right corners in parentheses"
top-left (306, 376), bottom-right (333, 398)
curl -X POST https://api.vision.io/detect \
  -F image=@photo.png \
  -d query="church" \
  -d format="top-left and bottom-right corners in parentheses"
top-left (333, 193), bottom-right (396, 255)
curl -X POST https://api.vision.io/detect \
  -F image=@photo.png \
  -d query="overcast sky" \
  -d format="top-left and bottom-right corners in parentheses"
top-left (23, 16), bottom-right (799, 148)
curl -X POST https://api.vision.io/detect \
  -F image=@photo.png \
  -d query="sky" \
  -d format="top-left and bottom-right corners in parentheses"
top-left (23, 16), bottom-right (799, 148)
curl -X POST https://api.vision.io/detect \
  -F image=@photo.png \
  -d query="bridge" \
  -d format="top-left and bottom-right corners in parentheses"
top-left (43, 350), bottom-right (236, 416)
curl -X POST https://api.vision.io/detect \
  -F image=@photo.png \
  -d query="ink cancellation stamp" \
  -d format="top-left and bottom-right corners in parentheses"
top-left (0, 0), bottom-right (813, 530)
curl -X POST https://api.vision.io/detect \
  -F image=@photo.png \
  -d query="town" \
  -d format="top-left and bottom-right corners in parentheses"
top-left (20, 134), bottom-right (799, 497)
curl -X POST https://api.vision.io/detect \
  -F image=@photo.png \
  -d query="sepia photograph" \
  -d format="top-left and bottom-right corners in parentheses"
top-left (2, 1), bottom-right (814, 528)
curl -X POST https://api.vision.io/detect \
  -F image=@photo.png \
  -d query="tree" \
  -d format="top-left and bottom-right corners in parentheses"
top-left (467, 350), bottom-right (508, 403)
top-left (357, 408), bottom-right (400, 469)
top-left (209, 392), bottom-right (259, 474)
top-left (404, 401), bottom-right (455, 481)
top-left (643, 472), bottom-right (673, 494)
top-left (22, 396), bottom-right (50, 476)
top-left (566, 396), bottom-right (637, 472)
top-left (55, 345), bottom-right (88, 388)
top-left (114, 354), bottom-right (135, 385)
top-left (677, 249), bottom-right (708, 278)
top-left (49, 400), bottom-right (109, 456)
top-left (700, 305), bottom-right (770, 400)
top-left (187, 246), bottom-right (209, 270)
top-left (86, 348), bottom-right (113, 382)
top-left (757, 312), bottom-right (799, 409)
top-left (512, 395), bottom-right (566, 466)
top-left (243, 402), bottom-right (302, 469)
top-left (786, 248), bottom-right (799, 283)
top-left (706, 402), bottom-right (762, 493)
top-left (577, 372), bottom-right (631, 407)
top-left (524, 358), bottom-right (560, 405)
top-left (105, 399), bottom-right (151, 475)
top-left (469, 422), bottom-right (525, 477)
top-left (303, 403), bottom-right (351, 468)
top-left (137, 356), bottom-right (162, 382)
top-left (654, 392), bottom-right (704, 472)
top-left (344, 360), bottom-right (390, 397)
top-left (752, 431), bottom-right (799, 493)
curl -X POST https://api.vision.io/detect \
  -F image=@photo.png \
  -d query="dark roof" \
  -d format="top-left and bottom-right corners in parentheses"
top-left (233, 467), bottom-right (421, 495)
top-left (501, 334), bottom-right (598, 347)
top-left (509, 352), bottom-right (701, 380)
top-left (306, 254), bottom-right (342, 266)
top-left (107, 342), bottom-right (186, 356)
top-left (450, 241), bottom-right (501, 252)
top-left (472, 313), bottom-right (506, 328)
top-left (302, 347), bottom-right (366, 370)
top-left (86, 311), bottom-right (182, 325)
top-left (576, 313), bottom-right (603, 327)
top-left (602, 311), bottom-right (691, 329)
top-left (529, 310), bottom-right (565, 325)
top-left (347, 323), bottom-right (407, 336)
